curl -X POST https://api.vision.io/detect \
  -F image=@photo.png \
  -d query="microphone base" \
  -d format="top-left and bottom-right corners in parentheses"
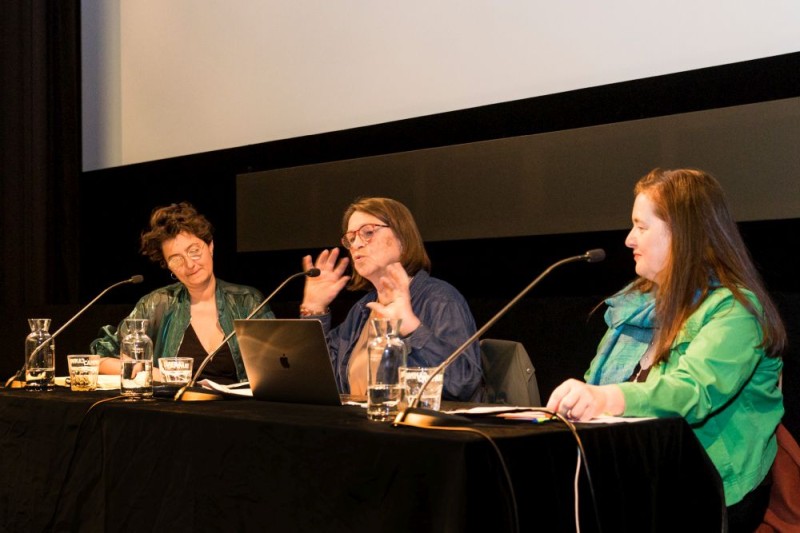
top-left (392, 407), bottom-right (474, 428)
top-left (175, 387), bottom-right (223, 402)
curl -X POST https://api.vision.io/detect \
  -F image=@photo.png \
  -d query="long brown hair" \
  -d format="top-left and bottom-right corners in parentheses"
top-left (628, 168), bottom-right (785, 363)
top-left (342, 197), bottom-right (431, 291)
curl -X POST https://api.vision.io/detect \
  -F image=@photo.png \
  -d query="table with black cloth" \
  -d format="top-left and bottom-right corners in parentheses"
top-left (0, 388), bottom-right (724, 532)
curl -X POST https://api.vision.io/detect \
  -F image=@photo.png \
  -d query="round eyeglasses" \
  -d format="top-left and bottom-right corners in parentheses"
top-left (340, 224), bottom-right (389, 249)
top-left (167, 242), bottom-right (205, 269)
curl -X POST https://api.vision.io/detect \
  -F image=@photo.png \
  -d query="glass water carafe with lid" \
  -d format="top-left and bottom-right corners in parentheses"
top-left (25, 318), bottom-right (56, 391)
top-left (366, 318), bottom-right (407, 421)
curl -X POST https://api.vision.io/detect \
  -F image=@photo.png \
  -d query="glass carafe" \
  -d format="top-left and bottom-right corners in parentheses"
top-left (120, 318), bottom-right (154, 399)
top-left (366, 318), bottom-right (407, 421)
top-left (25, 318), bottom-right (55, 391)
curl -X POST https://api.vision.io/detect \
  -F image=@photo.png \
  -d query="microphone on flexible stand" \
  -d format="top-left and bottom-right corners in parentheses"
top-left (5, 275), bottom-right (145, 389)
top-left (393, 249), bottom-right (606, 428)
top-left (173, 268), bottom-right (321, 401)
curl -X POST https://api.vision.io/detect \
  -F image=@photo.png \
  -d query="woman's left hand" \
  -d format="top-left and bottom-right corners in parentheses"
top-left (366, 263), bottom-right (421, 336)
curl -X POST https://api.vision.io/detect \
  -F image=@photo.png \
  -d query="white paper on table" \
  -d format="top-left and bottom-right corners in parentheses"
top-left (96, 375), bottom-right (121, 390)
top-left (581, 414), bottom-right (656, 424)
top-left (197, 379), bottom-right (253, 397)
top-left (445, 405), bottom-right (654, 424)
top-left (447, 405), bottom-right (542, 415)
top-left (446, 405), bottom-right (553, 422)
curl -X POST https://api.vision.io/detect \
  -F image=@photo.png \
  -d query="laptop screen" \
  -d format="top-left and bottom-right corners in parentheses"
top-left (234, 319), bottom-right (342, 406)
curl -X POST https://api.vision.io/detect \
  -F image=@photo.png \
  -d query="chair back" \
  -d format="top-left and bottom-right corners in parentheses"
top-left (757, 423), bottom-right (800, 532)
top-left (480, 338), bottom-right (541, 406)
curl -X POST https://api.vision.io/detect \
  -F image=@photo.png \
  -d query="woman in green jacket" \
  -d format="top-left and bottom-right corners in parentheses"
top-left (547, 168), bottom-right (786, 531)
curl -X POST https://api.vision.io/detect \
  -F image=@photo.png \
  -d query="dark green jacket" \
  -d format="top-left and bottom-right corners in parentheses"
top-left (91, 279), bottom-right (273, 382)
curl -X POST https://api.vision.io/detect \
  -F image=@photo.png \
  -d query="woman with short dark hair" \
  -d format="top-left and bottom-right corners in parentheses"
top-left (92, 202), bottom-right (273, 384)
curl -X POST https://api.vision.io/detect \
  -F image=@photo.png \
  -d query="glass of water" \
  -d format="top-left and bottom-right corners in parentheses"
top-left (158, 357), bottom-right (194, 385)
top-left (400, 367), bottom-right (444, 411)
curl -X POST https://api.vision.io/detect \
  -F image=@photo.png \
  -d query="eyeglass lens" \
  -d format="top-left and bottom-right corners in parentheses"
top-left (341, 224), bottom-right (386, 249)
top-left (168, 244), bottom-right (204, 268)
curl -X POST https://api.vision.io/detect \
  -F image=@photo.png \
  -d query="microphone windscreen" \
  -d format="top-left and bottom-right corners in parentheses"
top-left (585, 249), bottom-right (606, 263)
top-left (305, 268), bottom-right (321, 278)
top-left (130, 275), bottom-right (145, 284)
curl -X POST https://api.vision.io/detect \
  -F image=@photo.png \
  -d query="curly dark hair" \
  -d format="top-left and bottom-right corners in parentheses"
top-left (140, 202), bottom-right (214, 268)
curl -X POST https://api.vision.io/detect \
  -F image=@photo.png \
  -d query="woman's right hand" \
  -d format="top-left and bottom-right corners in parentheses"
top-left (545, 378), bottom-right (625, 421)
top-left (301, 248), bottom-right (350, 313)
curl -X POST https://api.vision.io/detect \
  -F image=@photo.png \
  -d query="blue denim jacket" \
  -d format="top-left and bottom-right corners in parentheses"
top-left (316, 271), bottom-right (482, 401)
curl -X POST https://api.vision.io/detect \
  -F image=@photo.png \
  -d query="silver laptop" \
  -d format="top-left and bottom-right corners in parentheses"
top-left (234, 319), bottom-right (342, 406)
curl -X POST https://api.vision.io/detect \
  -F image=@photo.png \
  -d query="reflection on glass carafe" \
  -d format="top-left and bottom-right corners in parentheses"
top-left (120, 318), bottom-right (154, 399)
top-left (366, 318), bottom-right (407, 421)
top-left (25, 318), bottom-right (56, 391)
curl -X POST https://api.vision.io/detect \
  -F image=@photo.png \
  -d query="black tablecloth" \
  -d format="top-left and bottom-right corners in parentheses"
top-left (0, 388), bottom-right (725, 532)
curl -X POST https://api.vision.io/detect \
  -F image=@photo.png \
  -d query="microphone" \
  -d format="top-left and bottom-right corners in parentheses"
top-left (174, 268), bottom-right (321, 401)
top-left (393, 249), bottom-right (606, 428)
top-left (5, 275), bottom-right (145, 388)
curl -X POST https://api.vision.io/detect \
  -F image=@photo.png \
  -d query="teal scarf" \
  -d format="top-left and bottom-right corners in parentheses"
top-left (586, 287), bottom-right (656, 385)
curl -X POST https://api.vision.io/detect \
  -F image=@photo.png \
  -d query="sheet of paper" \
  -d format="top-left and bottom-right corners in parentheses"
top-left (445, 405), bottom-right (654, 424)
top-left (582, 414), bottom-right (656, 424)
top-left (447, 405), bottom-right (541, 415)
top-left (446, 405), bottom-right (554, 422)
top-left (97, 375), bottom-right (121, 390)
top-left (198, 379), bottom-right (253, 397)
top-left (195, 381), bottom-right (366, 404)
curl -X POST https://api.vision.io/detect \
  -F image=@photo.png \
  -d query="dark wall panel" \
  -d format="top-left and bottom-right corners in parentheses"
top-left (237, 97), bottom-right (800, 252)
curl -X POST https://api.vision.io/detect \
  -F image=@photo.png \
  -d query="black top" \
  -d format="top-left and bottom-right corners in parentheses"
top-left (178, 323), bottom-right (238, 385)
top-left (628, 362), bottom-right (652, 383)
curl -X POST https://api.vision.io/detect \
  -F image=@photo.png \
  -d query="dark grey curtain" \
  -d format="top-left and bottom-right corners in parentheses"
top-left (0, 0), bottom-right (81, 378)
top-left (0, 0), bottom-right (81, 307)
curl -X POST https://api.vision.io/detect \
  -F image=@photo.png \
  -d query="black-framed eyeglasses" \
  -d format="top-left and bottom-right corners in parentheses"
top-left (340, 224), bottom-right (389, 249)
top-left (166, 242), bottom-right (206, 269)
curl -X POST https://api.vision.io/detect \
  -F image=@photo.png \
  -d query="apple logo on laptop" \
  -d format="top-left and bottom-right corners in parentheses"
top-left (279, 354), bottom-right (290, 369)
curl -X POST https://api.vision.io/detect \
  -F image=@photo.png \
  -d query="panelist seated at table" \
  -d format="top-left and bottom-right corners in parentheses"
top-left (546, 168), bottom-right (786, 532)
top-left (90, 202), bottom-right (274, 384)
top-left (299, 197), bottom-right (482, 402)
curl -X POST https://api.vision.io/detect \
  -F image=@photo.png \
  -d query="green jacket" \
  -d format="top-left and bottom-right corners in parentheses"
top-left (587, 287), bottom-right (783, 506)
top-left (90, 278), bottom-right (274, 382)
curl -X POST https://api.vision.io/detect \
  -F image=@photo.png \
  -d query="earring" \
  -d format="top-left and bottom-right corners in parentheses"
top-left (170, 272), bottom-right (177, 280)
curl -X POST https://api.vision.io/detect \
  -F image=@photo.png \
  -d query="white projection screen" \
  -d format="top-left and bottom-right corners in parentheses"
top-left (81, 1), bottom-right (800, 171)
